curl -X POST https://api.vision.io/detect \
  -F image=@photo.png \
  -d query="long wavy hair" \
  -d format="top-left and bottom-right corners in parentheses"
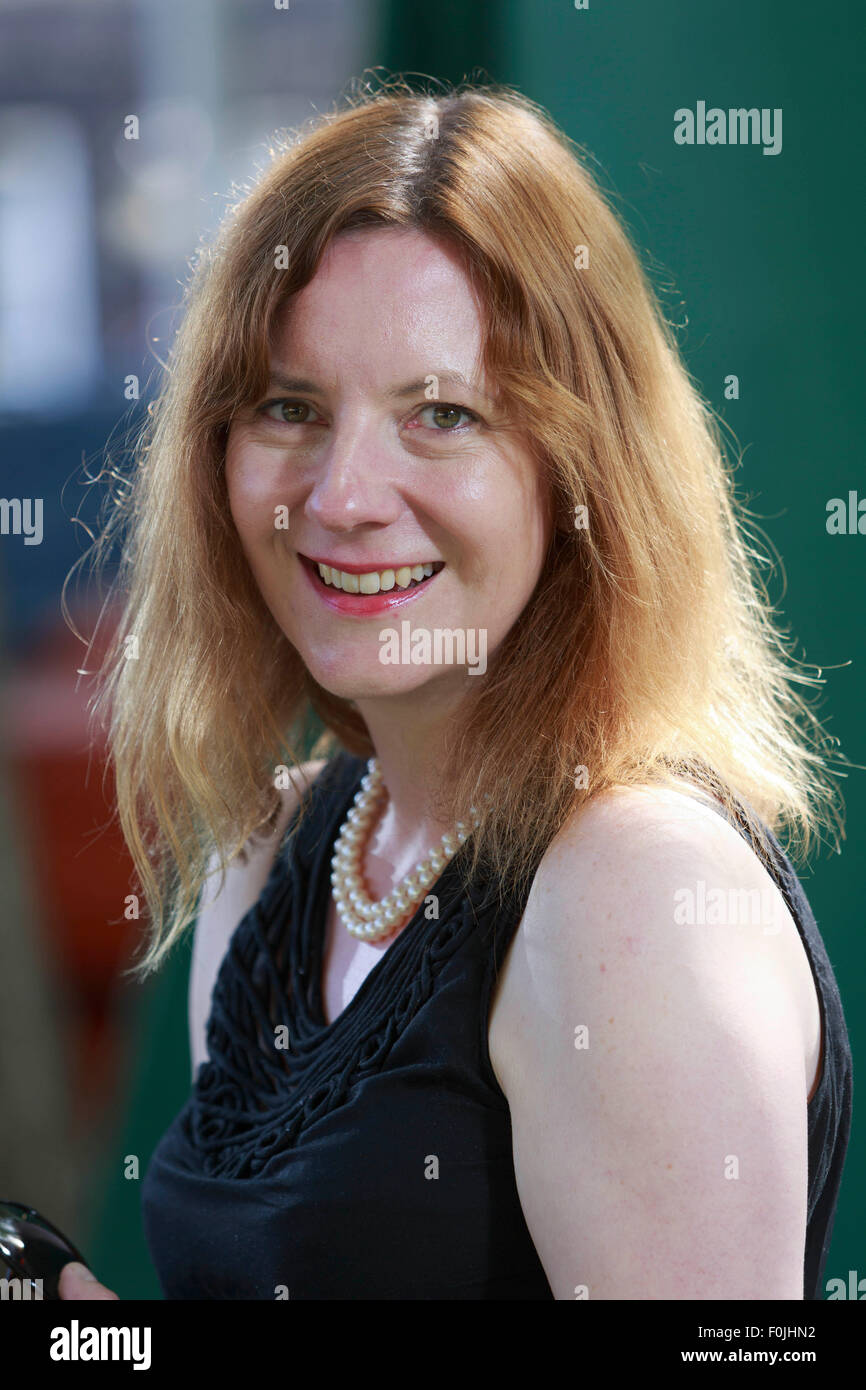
top-left (76, 75), bottom-right (845, 978)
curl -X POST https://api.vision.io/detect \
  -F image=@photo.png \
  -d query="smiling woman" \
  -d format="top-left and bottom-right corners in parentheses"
top-left (223, 223), bottom-right (547, 700)
top-left (72, 75), bottom-right (852, 1302)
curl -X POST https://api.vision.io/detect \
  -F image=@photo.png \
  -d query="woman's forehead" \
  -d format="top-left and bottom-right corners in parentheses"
top-left (266, 229), bottom-right (487, 390)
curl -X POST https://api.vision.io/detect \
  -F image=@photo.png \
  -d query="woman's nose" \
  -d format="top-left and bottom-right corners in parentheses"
top-left (303, 424), bottom-right (402, 531)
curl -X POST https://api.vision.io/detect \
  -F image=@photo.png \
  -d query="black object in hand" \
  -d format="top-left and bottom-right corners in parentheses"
top-left (0, 1200), bottom-right (89, 1301)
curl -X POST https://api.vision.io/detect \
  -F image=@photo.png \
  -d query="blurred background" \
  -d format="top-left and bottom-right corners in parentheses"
top-left (0, 0), bottom-right (861, 1298)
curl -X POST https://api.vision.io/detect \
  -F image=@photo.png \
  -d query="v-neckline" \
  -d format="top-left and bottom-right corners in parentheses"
top-left (297, 754), bottom-right (466, 1038)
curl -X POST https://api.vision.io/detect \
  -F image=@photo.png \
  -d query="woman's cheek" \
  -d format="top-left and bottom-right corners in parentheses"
top-left (226, 451), bottom-right (275, 541)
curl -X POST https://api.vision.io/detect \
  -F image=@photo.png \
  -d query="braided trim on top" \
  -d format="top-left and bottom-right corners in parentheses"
top-left (188, 880), bottom-right (487, 1178)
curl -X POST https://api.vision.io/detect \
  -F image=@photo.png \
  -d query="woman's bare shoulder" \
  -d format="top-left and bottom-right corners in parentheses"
top-left (521, 780), bottom-right (732, 917)
top-left (533, 778), bottom-right (780, 919)
top-left (491, 777), bottom-right (819, 1111)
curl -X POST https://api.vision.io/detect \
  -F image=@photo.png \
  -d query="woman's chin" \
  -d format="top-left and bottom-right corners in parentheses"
top-left (303, 656), bottom-right (451, 702)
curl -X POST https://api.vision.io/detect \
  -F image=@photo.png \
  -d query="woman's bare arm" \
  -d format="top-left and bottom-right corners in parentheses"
top-left (493, 785), bottom-right (817, 1300)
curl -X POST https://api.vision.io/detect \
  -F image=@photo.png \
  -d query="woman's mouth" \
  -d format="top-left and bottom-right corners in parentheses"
top-left (298, 554), bottom-right (446, 615)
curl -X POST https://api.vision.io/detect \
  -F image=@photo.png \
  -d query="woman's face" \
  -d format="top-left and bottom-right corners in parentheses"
top-left (225, 225), bottom-right (552, 700)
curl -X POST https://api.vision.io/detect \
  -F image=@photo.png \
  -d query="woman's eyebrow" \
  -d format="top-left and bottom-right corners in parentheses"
top-left (266, 369), bottom-right (495, 404)
top-left (266, 372), bottom-right (322, 394)
top-left (384, 372), bottom-right (495, 404)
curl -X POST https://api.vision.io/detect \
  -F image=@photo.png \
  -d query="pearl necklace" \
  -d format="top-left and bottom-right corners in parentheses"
top-left (330, 757), bottom-right (482, 941)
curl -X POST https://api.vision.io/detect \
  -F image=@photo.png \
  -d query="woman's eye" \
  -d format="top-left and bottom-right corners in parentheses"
top-left (259, 399), bottom-right (323, 425)
top-left (414, 402), bottom-right (478, 431)
top-left (254, 398), bottom-right (477, 433)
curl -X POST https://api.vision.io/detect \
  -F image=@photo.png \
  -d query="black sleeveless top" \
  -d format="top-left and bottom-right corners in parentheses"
top-left (141, 752), bottom-right (853, 1300)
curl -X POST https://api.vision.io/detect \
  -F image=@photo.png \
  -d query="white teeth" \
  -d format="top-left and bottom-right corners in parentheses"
top-left (315, 561), bottom-right (441, 593)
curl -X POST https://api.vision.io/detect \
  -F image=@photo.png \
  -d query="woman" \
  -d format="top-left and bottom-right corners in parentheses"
top-left (61, 78), bottom-right (852, 1301)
